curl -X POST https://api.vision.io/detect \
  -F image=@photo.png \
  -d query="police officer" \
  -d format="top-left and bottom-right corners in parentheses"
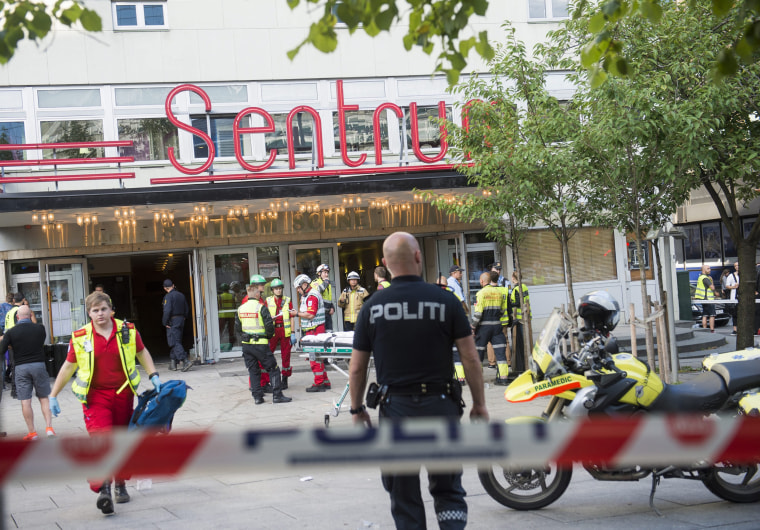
top-left (349, 232), bottom-right (488, 530)
top-left (236, 275), bottom-right (291, 405)
top-left (311, 264), bottom-right (335, 331)
top-left (162, 279), bottom-right (190, 371)
top-left (472, 271), bottom-right (510, 385)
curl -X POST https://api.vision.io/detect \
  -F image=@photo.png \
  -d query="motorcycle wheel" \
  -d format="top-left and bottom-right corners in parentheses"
top-left (701, 462), bottom-right (760, 503)
top-left (478, 464), bottom-right (572, 510)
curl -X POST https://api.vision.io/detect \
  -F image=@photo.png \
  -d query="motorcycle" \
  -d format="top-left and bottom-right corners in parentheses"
top-left (479, 290), bottom-right (760, 511)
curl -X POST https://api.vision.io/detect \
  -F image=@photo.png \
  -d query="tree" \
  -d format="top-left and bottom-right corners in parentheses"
top-left (562, 1), bottom-right (760, 351)
top-left (576, 0), bottom-right (760, 83)
top-left (442, 26), bottom-right (591, 314)
top-left (0, 0), bottom-right (101, 64)
top-left (286, 0), bottom-right (493, 84)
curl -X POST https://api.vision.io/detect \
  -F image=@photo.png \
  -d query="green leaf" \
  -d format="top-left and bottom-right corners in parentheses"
top-left (30, 11), bottom-right (52, 38)
top-left (459, 36), bottom-right (476, 57)
top-left (287, 0), bottom-right (300, 8)
top-left (403, 33), bottom-right (415, 51)
top-left (589, 13), bottom-right (606, 33)
top-left (711, 0), bottom-right (734, 17)
top-left (445, 68), bottom-right (460, 85)
top-left (4, 25), bottom-right (24, 50)
top-left (308, 24), bottom-right (338, 53)
top-left (581, 42), bottom-right (602, 68)
top-left (715, 48), bottom-right (738, 76)
top-left (62, 3), bottom-right (83, 23)
top-left (640, 1), bottom-right (663, 23)
top-left (590, 65), bottom-right (608, 88)
top-left (79, 9), bottom-right (102, 32)
top-left (375, 8), bottom-right (395, 31)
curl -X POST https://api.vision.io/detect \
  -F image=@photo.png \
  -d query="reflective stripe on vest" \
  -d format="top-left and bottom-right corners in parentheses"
top-left (509, 284), bottom-right (530, 321)
top-left (300, 289), bottom-right (325, 330)
top-left (70, 319), bottom-right (139, 405)
top-left (379, 280), bottom-right (391, 289)
top-left (238, 299), bottom-right (268, 344)
top-left (473, 285), bottom-right (507, 326)
top-left (311, 278), bottom-right (333, 305)
top-left (4, 306), bottom-right (19, 332)
top-left (695, 274), bottom-right (715, 300)
top-left (267, 295), bottom-right (292, 337)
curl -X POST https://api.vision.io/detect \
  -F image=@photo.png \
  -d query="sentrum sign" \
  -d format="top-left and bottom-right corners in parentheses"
top-left (164, 80), bottom-right (450, 177)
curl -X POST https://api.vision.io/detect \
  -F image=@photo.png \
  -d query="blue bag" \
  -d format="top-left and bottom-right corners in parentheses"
top-left (129, 379), bottom-right (189, 433)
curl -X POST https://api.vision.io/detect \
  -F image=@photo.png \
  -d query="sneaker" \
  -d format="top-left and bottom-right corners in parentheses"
top-left (731, 331), bottom-right (737, 336)
top-left (305, 384), bottom-right (327, 393)
top-left (46, 427), bottom-right (56, 437)
top-left (23, 432), bottom-right (39, 441)
top-left (487, 364), bottom-right (498, 370)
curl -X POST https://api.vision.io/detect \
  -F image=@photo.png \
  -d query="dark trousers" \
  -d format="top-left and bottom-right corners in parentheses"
top-left (474, 325), bottom-right (507, 363)
top-left (379, 394), bottom-right (467, 530)
top-left (166, 316), bottom-right (187, 362)
top-left (343, 321), bottom-right (355, 332)
top-left (512, 322), bottom-right (526, 374)
top-left (243, 343), bottom-right (278, 398)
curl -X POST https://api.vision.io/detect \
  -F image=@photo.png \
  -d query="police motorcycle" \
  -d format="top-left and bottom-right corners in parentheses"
top-left (479, 290), bottom-right (760, 511)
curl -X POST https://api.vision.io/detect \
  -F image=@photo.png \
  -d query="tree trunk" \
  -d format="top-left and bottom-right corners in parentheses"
top-left (509, 218), bottom-right (532, 368)
top-left (560, 218), bottom-right (577, 318)
top-left (635, 233), bottom-right (656, 370)
top-left (736, 241), bottom-right (756, 350)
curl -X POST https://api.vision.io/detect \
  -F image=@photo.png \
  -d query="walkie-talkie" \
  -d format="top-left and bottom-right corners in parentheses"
top-left (121, 320), bottom-right (130, 344)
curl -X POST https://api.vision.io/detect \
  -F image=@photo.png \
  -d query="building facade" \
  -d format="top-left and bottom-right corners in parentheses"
top-left (1, 1), bottom-right (666, 361)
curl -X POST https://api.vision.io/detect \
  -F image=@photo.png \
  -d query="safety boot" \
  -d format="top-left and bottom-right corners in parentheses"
top-left (281, 375), bottom-right (289, 390)
top-left (170, 359), bottom-right (177, 371)
top-left (181, 359), bottom-right (192, 372)
top-left (253, 395), bottom-right (265, 405)
top-left (96, 482), bottom-right (114, 514)
top-left (270, 371), bottom-right (292, 403)
top-left (114, 481), bottom-right (130, 504)
top-left (262, 383), bottom-right (273, 394)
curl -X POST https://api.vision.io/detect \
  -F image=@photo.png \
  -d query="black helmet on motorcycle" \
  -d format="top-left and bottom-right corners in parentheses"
top-left (578, 290), bottom-right (621, 334)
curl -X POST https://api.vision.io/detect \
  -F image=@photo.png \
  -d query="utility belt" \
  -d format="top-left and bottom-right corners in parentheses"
top-left (274, 323), bottom-right (284, 328)
top-left (241, 333), bottom-right (263, 343)
top-left (366, 380), bottom-right (463, 410)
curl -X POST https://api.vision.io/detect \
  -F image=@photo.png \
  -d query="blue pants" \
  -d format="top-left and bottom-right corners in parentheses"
top-left (166, 316), bottom-right (187, 362)
top-left (379, 394), bottom-right (467, 530)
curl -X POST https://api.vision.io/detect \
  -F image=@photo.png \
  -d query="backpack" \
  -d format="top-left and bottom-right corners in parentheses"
top-left (129, 380), bottom-right (189, 433)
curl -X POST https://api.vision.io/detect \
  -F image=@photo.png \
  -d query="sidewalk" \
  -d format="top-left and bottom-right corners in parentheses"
top-left (1, 342), bottom-right (756, 529)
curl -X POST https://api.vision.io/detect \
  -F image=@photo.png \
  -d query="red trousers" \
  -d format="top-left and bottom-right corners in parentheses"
top-left (269, 327), bottom-right (292, 377)
top-left (82, 386), bottom-right (134, 492)
top-left (305, 324), bottom-right (329, 385)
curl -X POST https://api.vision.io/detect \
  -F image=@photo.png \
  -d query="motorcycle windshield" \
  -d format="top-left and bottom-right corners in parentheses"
top-left (532, 309), bottom-right (573, 380)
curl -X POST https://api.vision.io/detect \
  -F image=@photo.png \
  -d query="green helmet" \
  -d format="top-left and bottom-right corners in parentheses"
top-left (220, 283), bottom-right (229, 291)
top-left (249, 274), bottom-right (266, 285)
top-left (270, 278), bottom-right (284, 288)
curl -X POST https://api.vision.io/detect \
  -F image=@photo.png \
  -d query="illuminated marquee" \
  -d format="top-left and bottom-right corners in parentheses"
top-left (163, 80), bottom-right (451, 177)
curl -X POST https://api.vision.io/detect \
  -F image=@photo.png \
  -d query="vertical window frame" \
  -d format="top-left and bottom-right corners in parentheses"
top-left (112, 1), bottom-right (168, 30)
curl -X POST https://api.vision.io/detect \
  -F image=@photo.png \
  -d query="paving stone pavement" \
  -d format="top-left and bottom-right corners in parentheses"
top-left (1, 335), bottom-right (757, 529)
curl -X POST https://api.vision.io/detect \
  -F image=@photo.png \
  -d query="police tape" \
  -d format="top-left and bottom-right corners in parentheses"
top-left (1, 415), bottom-right (758, 484)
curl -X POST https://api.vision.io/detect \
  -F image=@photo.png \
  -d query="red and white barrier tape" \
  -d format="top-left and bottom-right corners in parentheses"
top-left (1, 415), bottom-right (758, 484)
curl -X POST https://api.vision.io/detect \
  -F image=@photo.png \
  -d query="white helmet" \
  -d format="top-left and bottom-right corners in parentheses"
top-left (293, 274), bottom-right (311, 290)
top-left (316, 264), bottom-right (330, 274)
top-left (347, 271), bottom-right (360, 280)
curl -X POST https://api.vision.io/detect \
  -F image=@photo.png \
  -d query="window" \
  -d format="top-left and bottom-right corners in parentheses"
top-left (265, 112), bottom-right (315, 154)
top-left (528, 0), bottom-right (569, 20)
top-left (112, 2), bottom-right (168, 30)
top-left (332, 110), bottom-right (390, 152)
top-left (520, 227), bottom-right (617, 285)
top-left (38, 89), bottom-right (101, 108)
top-left (190, 115), bottom-right (251, 159)
top-left (0, 122), bottom-right (26, 160)
top-left (404, 105), bottom-right (452, 149)
top-left (40, 120), bottom-right (104, 158)
top-left (118, 118), bottom-right (179, 161)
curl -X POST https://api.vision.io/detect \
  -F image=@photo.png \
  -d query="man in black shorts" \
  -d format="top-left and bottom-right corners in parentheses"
top-left (349, 231), bottom-right (488, 529)
top-left (0, 305), bottom-right (54, 440)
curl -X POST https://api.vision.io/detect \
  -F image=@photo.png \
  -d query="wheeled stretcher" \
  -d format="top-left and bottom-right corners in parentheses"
top-left (298, 332), bottom-right (368, 426)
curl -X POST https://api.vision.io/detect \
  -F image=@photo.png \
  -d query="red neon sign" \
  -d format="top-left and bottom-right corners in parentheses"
top-left (163, 81), bottom-right (451, 177)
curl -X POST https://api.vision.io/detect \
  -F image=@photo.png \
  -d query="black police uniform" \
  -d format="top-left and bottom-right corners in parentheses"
top-left (353, 275), bottom-right (472, 530)
top-left (235, 300), bottom-right (276, 400)
top-left (162, 289), bottom-right (189, 364)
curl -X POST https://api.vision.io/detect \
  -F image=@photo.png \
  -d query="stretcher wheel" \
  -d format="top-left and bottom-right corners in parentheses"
top-left (324, 414), bottom-right (330, 428)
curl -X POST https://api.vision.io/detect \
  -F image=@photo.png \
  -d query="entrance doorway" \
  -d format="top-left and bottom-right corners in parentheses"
top-left (87, 252), bottom-right (194, 361)
top-left (335, 239), bottom-right (385, 292)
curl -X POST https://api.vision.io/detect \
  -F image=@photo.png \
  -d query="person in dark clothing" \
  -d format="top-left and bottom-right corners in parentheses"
top-left (0, 305), bottom-right (54, 439)
top-left (162, 279), bottom-right (190, 371)
top-left (349, 231), bottom-right (488, 530)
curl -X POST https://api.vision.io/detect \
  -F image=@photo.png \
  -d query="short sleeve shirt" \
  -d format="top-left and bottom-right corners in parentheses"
top-left (67, 319), bottom-right (145, 389)
top-left (353, 275), bottom-right (472, 386)
top-left (726, 272), bottom-right (739, 301)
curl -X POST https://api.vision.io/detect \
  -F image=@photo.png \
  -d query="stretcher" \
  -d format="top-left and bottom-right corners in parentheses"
top-left (298, 332), bottom-right (367, 427)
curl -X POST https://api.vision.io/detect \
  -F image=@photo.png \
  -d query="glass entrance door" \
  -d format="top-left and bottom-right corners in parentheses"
top-left (209, 245), bottom-right (287, 359)
top-left (42, 260), bottom-right (87, 344)
top-left (288, 244), bottom-right (339, 330)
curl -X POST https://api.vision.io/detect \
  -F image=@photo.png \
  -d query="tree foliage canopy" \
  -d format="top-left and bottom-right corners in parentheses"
top-left (0, 0), bottom-right (101, 64)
